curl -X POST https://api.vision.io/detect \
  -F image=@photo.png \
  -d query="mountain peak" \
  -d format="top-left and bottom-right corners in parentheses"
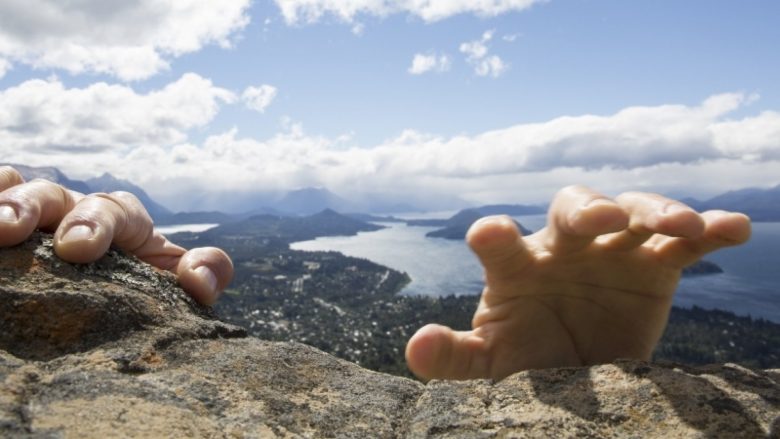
top-left (275, 187), bottom-right (355, 216)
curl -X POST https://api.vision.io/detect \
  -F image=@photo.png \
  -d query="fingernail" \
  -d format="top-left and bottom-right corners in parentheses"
top-left (584, 198), bottom-right (614, 209)
top-left (0, 205), bottom-right (17, 222)
top-left (664, 204), bottom-right (692, 215)
top-left (194, 266), bottom-right (218, 292)
top-left (61, 224), bottom-right (94, 242)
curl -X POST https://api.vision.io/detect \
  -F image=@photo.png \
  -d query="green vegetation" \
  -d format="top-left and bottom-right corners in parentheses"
top-left (169, 210), bottom-right (780, 378)
top-left (657, 306), bottom-right (780, 368)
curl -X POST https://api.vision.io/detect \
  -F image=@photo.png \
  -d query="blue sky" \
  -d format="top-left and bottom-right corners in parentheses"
top-left (0, 1), bottom-right (778, 211)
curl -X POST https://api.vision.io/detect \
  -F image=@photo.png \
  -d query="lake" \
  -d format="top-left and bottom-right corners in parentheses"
top-left (156, 223), bottom-right (219, 235)
top-left (291, 217), bottom-right (780, 323)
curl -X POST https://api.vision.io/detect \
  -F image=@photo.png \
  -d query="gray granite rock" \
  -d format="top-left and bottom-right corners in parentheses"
top-left (1, 233), bottom-right (778, 438)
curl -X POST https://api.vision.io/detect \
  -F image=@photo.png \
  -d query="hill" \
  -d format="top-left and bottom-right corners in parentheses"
top-left (185, 208), bottom-right (384, 247)
top-left (274, 187), bottom-right (357, 215)
top-left (474, 203), bottom-right (546, 216)
top-left (424, 208), bottom-right (534, 240)
top-left (687, 184), bottom-right (780, 221)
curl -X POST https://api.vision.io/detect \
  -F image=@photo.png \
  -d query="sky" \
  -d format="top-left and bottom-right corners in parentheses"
top-left (0, 0), bottom-right (779, 212)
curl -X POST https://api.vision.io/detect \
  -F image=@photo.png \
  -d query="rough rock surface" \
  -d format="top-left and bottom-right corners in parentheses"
top-left (1, 233), bottom-right (778, 438)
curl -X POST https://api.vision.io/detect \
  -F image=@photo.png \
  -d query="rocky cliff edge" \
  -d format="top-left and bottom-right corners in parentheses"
top-left (1, 233), bottom-right (778, 438)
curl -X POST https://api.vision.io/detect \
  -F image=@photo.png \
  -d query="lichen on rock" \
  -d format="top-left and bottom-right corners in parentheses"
top-left (0, 233), bottom-right (778, 438)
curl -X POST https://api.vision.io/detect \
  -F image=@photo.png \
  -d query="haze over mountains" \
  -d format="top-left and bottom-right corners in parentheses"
top-left (5, 164), bottom-right (780, 222)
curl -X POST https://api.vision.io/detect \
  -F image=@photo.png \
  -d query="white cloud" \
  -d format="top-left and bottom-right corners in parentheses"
top-left (408, 53), bottom-right (451, 75)
top-left (242, 85), bottom-right (278, 113)
top-left (0, 0), bottom-right (251, 81)
top-left (0, 73), bottom-right (235, 158)
top-left (0, 58), bottom-right (10, 79)
top-left (710, 110), bottom-right (780, 160)
top-left (460, 30), bottom-right (508, 77)
top-left (352, 23), bottom-right (366, 35)
top-left (474, 55), bottom-right (507, 77)
top-left (3, 89), bottom-right (778, 210)
top-left (128, 94), bottom-right (780, 209)
top-left (460, 30), bottom-right (494, 58)
top-left (274, 0), bottom-right (544, 24)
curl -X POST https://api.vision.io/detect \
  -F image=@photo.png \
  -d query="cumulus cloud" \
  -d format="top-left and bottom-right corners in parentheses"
top-left (0, 73), bottom-right (235, 159)
top-left (274, 0), bottom-right (543, 24)
top-left (242, 85), bottom-right (278, 113)
top-left (408, 53), bottom-right (451, 75)
top-left (0, 0), bottom-right (251, 81)
top-left (3, 89), bottom-right (778, 210)
top-left (460, 30), bottom-right (508, 77)
top-left (127, 94), bottom-right (779, 208)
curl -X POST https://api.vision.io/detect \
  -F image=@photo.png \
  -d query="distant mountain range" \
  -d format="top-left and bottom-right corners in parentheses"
top-left (275, 188), bottom-right (357, 216)
top-left (4, 164), bottom-right (780, 222)
top-left (5, 164), bottom-right (92, 194)
top-left (199, 208), bottom-right (384, 244)
top-left (683, 185), bottom-right (780, 221)
top-left (84, 173), bottom-right (173, 220)
top-left (421, 208), bottom-right (535, 240)
top-left (5, 164), bottom-right (172, 220)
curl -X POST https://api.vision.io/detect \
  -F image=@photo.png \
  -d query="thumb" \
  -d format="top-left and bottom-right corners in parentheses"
top-left (405, 324), bottom-right (490, 381)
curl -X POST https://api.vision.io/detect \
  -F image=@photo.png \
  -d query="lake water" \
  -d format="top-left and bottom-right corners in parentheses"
top-left (291, 216), bottom-right (780, 323)
top-left (157, 223), bottom-right (219, 235)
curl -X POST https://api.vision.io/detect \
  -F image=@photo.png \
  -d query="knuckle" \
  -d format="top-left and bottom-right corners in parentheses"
top-left (84, 192), bottom-right (112, 202)
top-left (110, 190), bottom-right (140, 204)
top-left (0, 166), bottom-right (24, 187)
top-left (107, 191), bottom-right (149, 217)
top-left (615, 191), bottom-right (642, 202)
top-left (81, 193), bottom-right (126, 221)
top-left (29, 178), bottom-right (60, 188)
top-left (557, 184), bottom-right (594, 199)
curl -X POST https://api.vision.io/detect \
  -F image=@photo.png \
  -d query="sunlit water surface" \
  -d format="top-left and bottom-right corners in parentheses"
top-left (292, 216), bottom-right (780, 323)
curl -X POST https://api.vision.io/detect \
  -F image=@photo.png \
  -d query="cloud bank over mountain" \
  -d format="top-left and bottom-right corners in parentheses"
top-left (1, 72), bottom-right (777, 210)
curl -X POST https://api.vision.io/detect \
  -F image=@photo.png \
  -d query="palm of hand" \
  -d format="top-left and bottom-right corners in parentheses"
top-left (475, 236), bottom-right (681, 379)
top-left (405, 187), bottom-right (751, 381)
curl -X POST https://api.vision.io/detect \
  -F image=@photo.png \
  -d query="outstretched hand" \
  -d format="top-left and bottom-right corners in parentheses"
top-left (0, 166), bottom-right (233, 305)
top-left (405, 186), bottom-right (751, 381)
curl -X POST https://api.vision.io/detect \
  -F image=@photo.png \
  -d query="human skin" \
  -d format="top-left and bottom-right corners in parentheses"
top-left (405, 187), bottom-right (751, 380)
top-left (0, 166), bottom-right (752, 381)
top-left (0, 166), bottom-right (232, 306)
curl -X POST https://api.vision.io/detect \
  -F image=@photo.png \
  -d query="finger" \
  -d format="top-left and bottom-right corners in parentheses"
top-left (0, 179), bottom-right (76, 247)
top-left (175, 247), bottom-right (234, 306)
top-left (655, 210), bottom-right (751, 268)
top-left (53, 192), bottom-right (153, 263)
top-left (599, 192), bottom-right (705, 251)
top-left (53, 190), bottom-right (232, 305)
top-left (546, 185), bottom-right (629, 253)
top-left (405, 324), bottom-right (489, 381)
top-left (133, 230), bottom-right (187, 271)
top-left (0, 166), bottom-right (25, 191)
top-left (466, 215), bottom-right (533, 284)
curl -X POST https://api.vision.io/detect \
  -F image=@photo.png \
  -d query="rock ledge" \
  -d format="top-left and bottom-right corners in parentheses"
top-left (1, 233), bottom-right (778, 438)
